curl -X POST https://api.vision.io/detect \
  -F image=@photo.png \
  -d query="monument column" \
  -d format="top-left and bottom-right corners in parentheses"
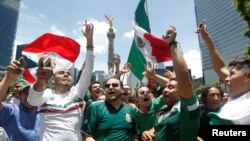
top-left (106, 16), bottom-right (115, 75)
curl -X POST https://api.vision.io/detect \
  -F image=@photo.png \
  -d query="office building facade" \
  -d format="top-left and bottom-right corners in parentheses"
top-left (0, 0), bottom-right (21, 68)
top-left (194, 0), bottom-right (250, 84)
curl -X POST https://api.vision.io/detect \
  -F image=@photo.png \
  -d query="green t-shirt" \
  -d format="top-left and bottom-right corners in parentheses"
top-left (81, 100), bottom-right (137, 141)
top-left (135, 95), bottom-right (164, 136)
top-left (154, 94), bottom-right (200, 141)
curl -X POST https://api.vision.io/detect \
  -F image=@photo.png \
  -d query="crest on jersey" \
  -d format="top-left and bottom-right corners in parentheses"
top-left (126, 113), bottom-right (132, 123)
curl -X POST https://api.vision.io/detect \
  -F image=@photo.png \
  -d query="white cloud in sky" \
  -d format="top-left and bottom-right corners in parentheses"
top-left (123, 30), bottom-right (134, 38)
top-left (74, 19), bottom-right (110, 71)
top-left (20, 2), bottom-right (29, 10)
top-left (183, 49), bottom-right (202, 78)
top-left (74, 19), bottom-right (109, 54)
top-left (49, 25), bottom-right (65, 36)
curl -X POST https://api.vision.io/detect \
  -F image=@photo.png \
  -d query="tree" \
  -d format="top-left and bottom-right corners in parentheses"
top-left (233, 0), bottom-right (250, 54)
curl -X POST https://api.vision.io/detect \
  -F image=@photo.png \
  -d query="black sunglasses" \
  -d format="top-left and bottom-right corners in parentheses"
top-left (104, 83), bottom-right (119, 88)
top-left (139, 90), bottom-right (151, 95)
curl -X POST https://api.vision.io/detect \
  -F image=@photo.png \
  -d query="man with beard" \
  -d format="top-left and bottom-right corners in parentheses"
top-left (81, 77), bottom-right (138, 141)
top-left (27, 22), bottom-right (94, 141)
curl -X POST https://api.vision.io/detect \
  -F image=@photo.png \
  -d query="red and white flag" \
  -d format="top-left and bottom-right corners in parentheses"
top-left (134, 25), bottom-right (172, 63)
top-left (22, 33), bottom-right (80, 83)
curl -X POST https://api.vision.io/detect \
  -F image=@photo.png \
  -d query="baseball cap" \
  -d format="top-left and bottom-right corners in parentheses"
top-left (14, 79), bottom-right (30, 94)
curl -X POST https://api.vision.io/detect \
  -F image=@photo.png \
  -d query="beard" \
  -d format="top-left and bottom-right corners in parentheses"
top-left (106, 93), bottom-right (122, 102)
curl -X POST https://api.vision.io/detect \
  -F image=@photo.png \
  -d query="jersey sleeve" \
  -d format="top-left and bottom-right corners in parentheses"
top-left (180, 93), bottom-right (201, 141)
top-left (81, 102), bottom-right (99, 137)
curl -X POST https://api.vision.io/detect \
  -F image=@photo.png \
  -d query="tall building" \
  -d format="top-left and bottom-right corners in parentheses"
top-left (194, 0), bottom-right (250, 84)
top-left (0, 0), bottom-right (21, 68)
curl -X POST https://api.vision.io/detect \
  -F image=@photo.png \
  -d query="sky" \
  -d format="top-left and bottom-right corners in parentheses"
top-left (15, 0), bottom-right (202, 78)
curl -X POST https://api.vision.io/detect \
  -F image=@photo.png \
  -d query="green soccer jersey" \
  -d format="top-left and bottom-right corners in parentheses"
top-left (135, 95), bottom-right (164, 136)
top-left (154, 94), bottom-right (200, 141)
top-left (81, 100), bottom-right (137, 141)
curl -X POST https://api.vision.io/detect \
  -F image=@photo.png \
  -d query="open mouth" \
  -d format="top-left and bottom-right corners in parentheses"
top-left (143, 98), bottom-right (149, 101)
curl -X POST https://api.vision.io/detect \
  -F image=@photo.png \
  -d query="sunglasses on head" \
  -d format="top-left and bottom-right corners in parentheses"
top-left (104, 83), bottom-right (119, 88)
top-left (139, 90), bottom-right (151, 95)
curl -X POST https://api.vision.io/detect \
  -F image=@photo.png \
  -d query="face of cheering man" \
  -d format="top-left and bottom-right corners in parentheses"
top-left (137, 86), bottom-right (153, 109)
top-left (104, 78), bottom-right (123, 102)
top-left (52, 69), bottom-right (73, 89)
top-left (162, 80), bottom-right (179, 107)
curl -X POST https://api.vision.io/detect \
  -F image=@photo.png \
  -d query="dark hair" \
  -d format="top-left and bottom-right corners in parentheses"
top-left (105, 77), bottom-right (123, 88)
top-left (229, 55), bottom-right (250, 69)
top-left (201, 85), bottom-right (224, 104)
top-left (135, 85), bottom-right (146, 97)
top-left (88, 81), bottom-right (103, 91)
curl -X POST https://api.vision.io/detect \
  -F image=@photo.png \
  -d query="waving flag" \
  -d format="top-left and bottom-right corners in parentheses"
top-left (127, 0), bottom-right (172, 88)
top-left (134, 24), bottom-right (172, 63)
top-left (22, 33), bottom-right (80, 83)
top-left (127, 0), bottom-right (149, 85)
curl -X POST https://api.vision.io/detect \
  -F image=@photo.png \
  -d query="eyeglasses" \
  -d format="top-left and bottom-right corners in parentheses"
top-left (139, 90), bottom-right (151, 95)
top-left (104, 83), bottom-right (119, 88)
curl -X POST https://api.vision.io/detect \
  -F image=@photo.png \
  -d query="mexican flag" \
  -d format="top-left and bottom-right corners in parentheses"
top-left (22, 33), bottom-right (80, 83)
top-left (127, 0), bottom-right (171, 86)
top-left (134, 24), bottom-right (172, 63)
top-left (127, 0), bottom-right (150, 84)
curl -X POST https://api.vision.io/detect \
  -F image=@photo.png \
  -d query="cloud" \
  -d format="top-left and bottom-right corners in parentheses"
top-left (183, 49), bottom-right (202, 78)
top-left (20, 2), bottom-right (29, 10)
top-left (123, 30), bottom-right (134, 38)
top-left (74, 19), bottom-right (111, 73)
top-left (74, 19), bottom-right (110, 54)
top-left (49, 25), bottom-right (65, 36)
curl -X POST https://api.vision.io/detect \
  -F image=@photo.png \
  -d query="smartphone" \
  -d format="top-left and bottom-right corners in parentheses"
top-left (14, 57), bottom-right (27, 74)
top-left (199, 19), bottom-right (206, 28)
top-left (39, 57), bottom-right (51, 67)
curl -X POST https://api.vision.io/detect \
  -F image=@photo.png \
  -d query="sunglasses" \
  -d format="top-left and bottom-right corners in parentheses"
top-left (139, 90), bottom-right (151, 95)
top-left (104, 83), bottom-right (119, 88)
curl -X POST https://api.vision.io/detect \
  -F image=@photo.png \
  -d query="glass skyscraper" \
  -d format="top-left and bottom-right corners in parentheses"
top-left (0, 0), bottom-right (21, 68)
top-left (194, 0), bottom-right (250, 84)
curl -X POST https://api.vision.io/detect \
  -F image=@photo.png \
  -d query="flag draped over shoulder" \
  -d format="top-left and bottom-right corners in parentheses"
top-left (22, 33), bottom-right (80, 83)
top-left (134, 25), bottom-right (172, 63)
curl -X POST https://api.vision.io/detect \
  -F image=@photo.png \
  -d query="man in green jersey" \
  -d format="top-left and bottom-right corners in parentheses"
top-left (81, 77), bottom-right (138, 141)
top-left (142, 26), bottom-right (200, 141)
top-left (135, 86), bottom-right (164, 140)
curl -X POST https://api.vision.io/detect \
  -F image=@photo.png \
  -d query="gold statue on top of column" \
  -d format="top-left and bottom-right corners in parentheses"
top-left (105, 15), bottom-right (114, 28)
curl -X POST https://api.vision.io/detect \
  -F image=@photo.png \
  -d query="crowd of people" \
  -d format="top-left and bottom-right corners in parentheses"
top-left (0, 21), bottom-right (249, 141)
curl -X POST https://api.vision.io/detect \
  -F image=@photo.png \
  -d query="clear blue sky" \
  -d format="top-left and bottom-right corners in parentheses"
top-left (15, 0), bottom-right (202, 78)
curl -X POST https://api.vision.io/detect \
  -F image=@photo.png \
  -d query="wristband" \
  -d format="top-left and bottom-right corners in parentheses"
top-left (169, 41), bottom-right (178, 47)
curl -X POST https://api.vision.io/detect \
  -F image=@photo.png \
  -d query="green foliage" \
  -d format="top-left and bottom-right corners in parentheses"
top-left (192, 81), bottom-right (205, 95)
top-left (233, 0), bottom-right (250, 55)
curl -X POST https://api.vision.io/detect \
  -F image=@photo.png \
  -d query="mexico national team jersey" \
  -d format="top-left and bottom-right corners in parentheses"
top-left (135, 95), bottom-right (164, 136)
top-left (154, 94), bottom-right (200, 141)
top-left (81, 100), bottom-right (137, 141)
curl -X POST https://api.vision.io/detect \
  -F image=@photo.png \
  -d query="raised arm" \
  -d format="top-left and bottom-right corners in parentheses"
top-left (168, 26), bottom-right (193, 100)
top-left (143, 65), bottom-right (170, 87)
top-left (75, 22), bottom-right (94, 97)
top-left (197, 24), bottom-right (229, 83)
top-left (0, 61), bottom-right (24, 110)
